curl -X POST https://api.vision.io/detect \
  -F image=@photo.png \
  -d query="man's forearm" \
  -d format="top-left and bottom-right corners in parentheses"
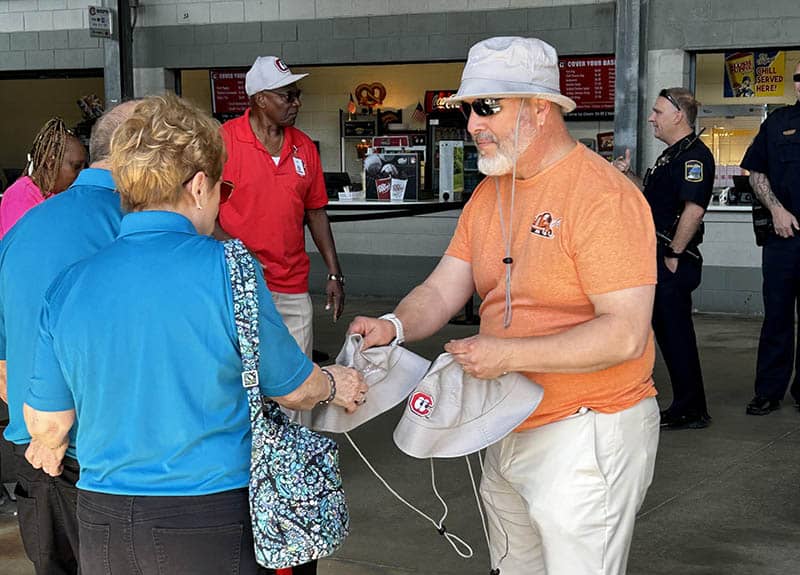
top-left (394, 284), bottom-right (462, 343)
top-left (504, 310), bottom-right (650, 374)
top-left (750, 171), bottom-right (783, 211)
top-left (669, 203), bottom-right (705, 253)
top-left (393, 256), bottom-right (474, 343)
top-left (306, 209), bottom-right (341, 274)
top-left (23, 403), bottom-right (74, 449)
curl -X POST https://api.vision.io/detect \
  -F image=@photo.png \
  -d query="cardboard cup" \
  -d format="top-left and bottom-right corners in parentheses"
top-left (390, 178), bottom-right (407, 202)
top-left (376, 177), bottom-right (391, 200)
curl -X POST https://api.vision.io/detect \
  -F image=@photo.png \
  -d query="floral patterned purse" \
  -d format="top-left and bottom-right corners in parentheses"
top-left (223, 239), bottom-right (350, 569)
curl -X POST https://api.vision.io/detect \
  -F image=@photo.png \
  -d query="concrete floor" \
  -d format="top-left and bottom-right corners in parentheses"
top-left (2, 297), bottom-right (799, 574)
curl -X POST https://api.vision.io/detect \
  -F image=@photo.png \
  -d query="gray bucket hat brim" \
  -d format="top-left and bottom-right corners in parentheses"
top-left (308, 334), bottom-right (431, 433)
top-left (393, 353), bottom-right (545, 459)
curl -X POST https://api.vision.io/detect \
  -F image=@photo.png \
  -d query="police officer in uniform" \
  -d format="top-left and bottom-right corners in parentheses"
top-left (614, 87), bottom-right (715, 429)
top-left (740, 62), bottom-right (800, 416)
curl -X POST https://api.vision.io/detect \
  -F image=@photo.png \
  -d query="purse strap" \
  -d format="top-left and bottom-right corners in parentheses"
top-left (223, 239), bottom-right (264, 424)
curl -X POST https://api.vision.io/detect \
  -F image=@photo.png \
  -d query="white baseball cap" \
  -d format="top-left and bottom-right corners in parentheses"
top-left (447, 36), bottom-right (576, 113)
top-left (393, 353), bottom-right (545, 459)
top-left (245, 56), bottom-right (308, 97)
top-left (308, 334), bottom-right (431, 433)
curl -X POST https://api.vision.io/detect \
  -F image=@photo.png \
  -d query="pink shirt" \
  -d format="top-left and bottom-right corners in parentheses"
top-left (0, 176), bottom-right (45, 239)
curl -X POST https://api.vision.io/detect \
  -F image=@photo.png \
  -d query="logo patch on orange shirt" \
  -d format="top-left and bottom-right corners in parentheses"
top-left (531, 212), bottom-right (561, 238)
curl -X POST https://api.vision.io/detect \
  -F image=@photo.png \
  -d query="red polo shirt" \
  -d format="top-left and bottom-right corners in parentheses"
top-left (220, 109), bottom-right (328, 293)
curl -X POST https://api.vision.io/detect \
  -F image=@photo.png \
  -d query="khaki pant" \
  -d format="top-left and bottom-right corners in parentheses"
top-left (481, 397), bottom-right (660, 575)
top-left (271, 291), bottom-right (313, 359)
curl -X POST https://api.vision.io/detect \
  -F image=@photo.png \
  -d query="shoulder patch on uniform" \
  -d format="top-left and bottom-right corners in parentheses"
top-left (685, 160), bottom-right (703, 182)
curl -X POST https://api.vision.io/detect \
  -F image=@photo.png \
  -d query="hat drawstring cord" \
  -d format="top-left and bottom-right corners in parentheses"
top-left (344, 432), bottom-right (474, 558)
top-left (467, 453), bottom-right (509, 574)
top-left (495, 100), bottom-right (526, 329)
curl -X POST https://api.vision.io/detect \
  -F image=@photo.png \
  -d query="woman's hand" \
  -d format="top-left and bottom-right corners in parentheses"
top-left (325, 365), bottom-right (368, 413)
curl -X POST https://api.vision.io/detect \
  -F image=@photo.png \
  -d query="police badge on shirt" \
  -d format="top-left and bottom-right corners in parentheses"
top-left (685, 160), bottom-right (703, 182)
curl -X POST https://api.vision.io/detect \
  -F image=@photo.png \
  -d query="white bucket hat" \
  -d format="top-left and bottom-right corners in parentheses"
top-left (308, 334), bottom-right (431, 433)
top-left (393, 353), bottom-right (545, 459)
top-left (245, 56), bottom-right (308, 97)
top-left (447, 36), bottom-right (576, 113)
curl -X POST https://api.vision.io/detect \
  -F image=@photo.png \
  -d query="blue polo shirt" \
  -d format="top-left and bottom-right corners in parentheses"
top-left (26, 210), bottom-right (313, 496)
top-left (0, 168), bottom-right (122, 456)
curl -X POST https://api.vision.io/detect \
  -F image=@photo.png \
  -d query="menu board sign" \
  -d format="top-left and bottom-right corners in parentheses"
top-left (558, 56), bottom-right (615, 120)
top-left (210, 70), bottom-right (248, 120)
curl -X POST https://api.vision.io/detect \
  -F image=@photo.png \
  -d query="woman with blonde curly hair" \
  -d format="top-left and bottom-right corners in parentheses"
top-left (0, 117), bottom-right (86, 238)
top-left (22, 94), bottom-right (366, 575)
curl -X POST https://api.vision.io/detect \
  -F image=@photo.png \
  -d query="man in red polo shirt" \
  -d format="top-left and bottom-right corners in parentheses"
top-left (218, 56), bottom-right (344, 363)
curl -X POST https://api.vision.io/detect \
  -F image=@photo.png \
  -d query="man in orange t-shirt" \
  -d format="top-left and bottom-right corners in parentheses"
top-left (350, 37), bottom-right (659, 575)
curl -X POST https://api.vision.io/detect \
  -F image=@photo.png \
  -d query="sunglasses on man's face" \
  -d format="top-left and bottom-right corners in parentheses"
top-left (794, 73), bottom-right (800, 82)
top-left (270, 89), bottom-right (302, 104)
top-left (460, 98), bottom-right (504, 119)
top-left (659, 89), bottom-right (682, 112)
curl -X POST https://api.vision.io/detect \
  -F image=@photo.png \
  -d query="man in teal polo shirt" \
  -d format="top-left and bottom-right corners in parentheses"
top-left (0, 101), bottom-right (136, 575)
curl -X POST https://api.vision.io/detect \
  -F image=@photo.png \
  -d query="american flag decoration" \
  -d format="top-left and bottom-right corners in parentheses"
top-left (347, 93), bottom-right (357, 116)
top-left (411, 101), bottom-right (426, 124)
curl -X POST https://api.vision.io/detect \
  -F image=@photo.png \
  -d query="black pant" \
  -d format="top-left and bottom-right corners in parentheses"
top-left (13, 443), bottom-right (80, 575)
top-left (652, 254), bottom-right (708, 416)
top-left (755, 235), bottom-right (800, 401)
top-left (77, 488), bottom-right (267, 575)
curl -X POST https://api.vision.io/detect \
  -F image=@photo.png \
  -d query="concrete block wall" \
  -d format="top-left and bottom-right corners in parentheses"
top-left (131, 4), bottom-right (615, 70)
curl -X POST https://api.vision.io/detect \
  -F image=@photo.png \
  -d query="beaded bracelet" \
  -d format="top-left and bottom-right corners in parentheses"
top-left (319, 368), bottom-right (337, 405)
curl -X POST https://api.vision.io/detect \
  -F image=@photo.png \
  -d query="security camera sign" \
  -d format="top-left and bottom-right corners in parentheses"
top-left (88, 6), bottom-right (112, 39)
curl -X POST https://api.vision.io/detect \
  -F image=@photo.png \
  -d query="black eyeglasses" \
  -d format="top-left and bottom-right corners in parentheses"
top-left (659, 89), bottom-right (682, 112)
top-left (460, 98), bottom-right (503, 119)
top-left (794, 73), bottom-right (800, 82)
top-left (269, 89), bottom-right (302, 104)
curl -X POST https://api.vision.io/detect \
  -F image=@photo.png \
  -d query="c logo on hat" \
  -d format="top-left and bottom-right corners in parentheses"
top-left (409, 392), bottom-right (434, 417)
top-left (274, 58), bottom-right (289, 72)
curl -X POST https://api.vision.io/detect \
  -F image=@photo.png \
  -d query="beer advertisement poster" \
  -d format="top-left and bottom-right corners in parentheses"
top-left (723, 51), bottom-right (785, 98)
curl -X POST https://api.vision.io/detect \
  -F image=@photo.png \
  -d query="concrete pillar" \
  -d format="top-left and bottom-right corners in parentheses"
top-left (133, 67), bottom-right (177, 97)
top-left (613, 0), bottom-right (641, 169)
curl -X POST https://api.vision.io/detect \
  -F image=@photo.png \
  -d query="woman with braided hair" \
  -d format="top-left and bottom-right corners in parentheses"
top-left (0, 117), bottom-right (86, 238)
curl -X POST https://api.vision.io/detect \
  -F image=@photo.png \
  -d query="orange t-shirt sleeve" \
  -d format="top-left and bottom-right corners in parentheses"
top-left (445, 194), bottom-right (477, 263)
top-left (569, 182), bottom-right (657, 295)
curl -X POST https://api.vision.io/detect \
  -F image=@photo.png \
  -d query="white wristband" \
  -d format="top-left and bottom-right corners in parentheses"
top-left (379, 313), bottom-right (405, 346)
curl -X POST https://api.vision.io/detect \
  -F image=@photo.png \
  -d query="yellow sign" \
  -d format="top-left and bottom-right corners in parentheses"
top-left (724, 51), bottom-right (784, 98)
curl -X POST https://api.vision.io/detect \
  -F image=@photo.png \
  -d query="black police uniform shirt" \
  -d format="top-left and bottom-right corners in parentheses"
top-left (643, 133), bottom-right (715, 249)
top-left (741, 101), bottom-right (800, 218)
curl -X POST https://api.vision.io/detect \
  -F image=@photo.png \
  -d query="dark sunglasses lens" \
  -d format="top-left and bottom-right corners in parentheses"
top-left (794, 73), bottom-right (800, 82)
top-left (220, 180), bottom-right (234, 203)
top-left (460, 102), bottom-right (472, 119)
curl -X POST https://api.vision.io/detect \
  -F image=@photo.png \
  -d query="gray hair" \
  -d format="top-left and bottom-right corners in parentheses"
top-left (89, 100), bottom-right (140, 163)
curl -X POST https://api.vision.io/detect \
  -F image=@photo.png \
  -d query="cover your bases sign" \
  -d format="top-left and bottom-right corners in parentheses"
top-left (210, 70), bottom-right (248, 121)
top-left (559, 56), bottom-right (615, 120)
top-left (724, 51), bottom-right (785, 98)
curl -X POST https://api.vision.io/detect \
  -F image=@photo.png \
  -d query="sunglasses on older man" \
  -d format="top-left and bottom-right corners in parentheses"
top-left (460, 98), bottom-right (504, 119)
top-left (659, 89), bottom-right (682, 112)
top-left (794, 73), bottom-right (800, 82)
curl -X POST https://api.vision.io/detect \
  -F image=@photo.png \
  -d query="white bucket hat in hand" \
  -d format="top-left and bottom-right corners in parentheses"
top-left (393, 353), bottom-right (544, 459)
top-left (308, 334), bottom-right (431, 433)
top-left (447, 36), bottom-right (577, 113)
top-left (245, 56), bottom-right (308, 97)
